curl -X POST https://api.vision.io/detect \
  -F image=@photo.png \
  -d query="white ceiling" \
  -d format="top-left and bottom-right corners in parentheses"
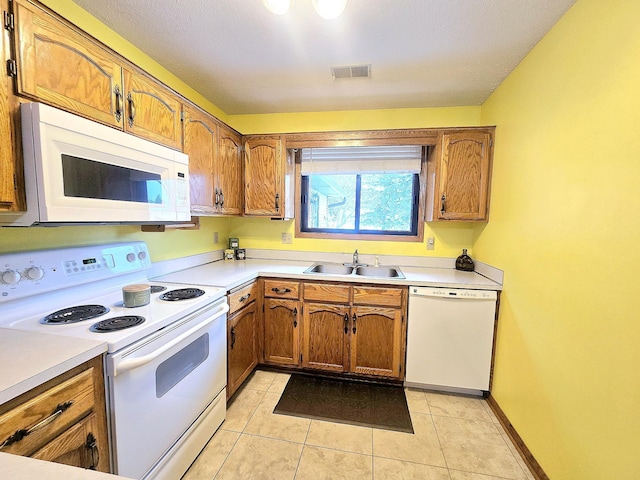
top-left (71, 0), bottom-right (576, 115)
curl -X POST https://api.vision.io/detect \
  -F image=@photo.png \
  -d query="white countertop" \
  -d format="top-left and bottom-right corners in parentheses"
top-left (0, 453), bottom-right (133, 480)
top-left (0, 329), bottom-right (107, 405)
top-left (153, 258), bottom-right (502, 291)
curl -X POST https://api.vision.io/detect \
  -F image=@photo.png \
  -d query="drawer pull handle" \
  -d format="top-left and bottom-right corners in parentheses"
top-left (271, 287), bottom-right (291, 294)
top-left (114, 85), bottom-right (123, 122)
top-left (352, 313), bottom-right (357, 334)
top-left (127, 92), bottom-right (136, 127)
top-left (440, 193), bottom-right (446, 214)
top-left (344, 313), bottom-right (349, 334)
top-left (293, 307), bottom-right (298, 328)
top-left (0, 401), bottom-right (74, 450)
top-left (239, 293), bottom-right (251, 302)
top-left (230, 326), bottom-right (236, 349)
top-left (85, 432), bottom-right (99, 470)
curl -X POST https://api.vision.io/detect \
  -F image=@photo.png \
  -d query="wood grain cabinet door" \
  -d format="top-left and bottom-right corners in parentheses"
top-left (217, 125), bottom-right (243, 215)
top-left (31, 413), bottom-right (106, 471)
top-left (263, 298), bottom-right (300, 366)
top-left (123, 69), bottom-right (183, 150)
top-left (183, 104), bottom-right (216, 214)
top-left (243, 136), bottom-right (283, 217)
top-left (349, 306), bottom-right (403, 378)
top-left (302, 303), bottom-right (349, 373)
top-left (13, 0), bottom-right (124, 128)
top-left (0, 0), bottom-right (23, 212)
top-left (435, 131), bottom-right (493, 221)
top-left (227, 302), bottom-right (258, 398)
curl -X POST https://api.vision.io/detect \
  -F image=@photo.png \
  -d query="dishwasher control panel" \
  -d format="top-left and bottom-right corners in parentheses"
top-left (410, 286), bottom-right (497, 300)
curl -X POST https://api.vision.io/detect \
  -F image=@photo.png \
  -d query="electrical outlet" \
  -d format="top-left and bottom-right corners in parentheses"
top-left (426, 237), bottom-right (435, 250)
top-left (213, 232), bottom-right (218, 244)
top-left (281, 233), bottom-right (292, 244)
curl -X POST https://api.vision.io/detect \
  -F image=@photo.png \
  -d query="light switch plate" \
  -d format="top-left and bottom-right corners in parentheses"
top-left (426, 237), bottom-right (435, 250)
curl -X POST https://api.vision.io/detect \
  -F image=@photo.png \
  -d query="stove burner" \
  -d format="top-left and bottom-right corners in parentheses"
top-left (91, 316), bottom-right (146, 332)
top-left (150, 285), bottom-right (167, 294)
top-left (160, 288), bottom-right (205, 301)
top-left (43, 305), bottom-right (109, 324)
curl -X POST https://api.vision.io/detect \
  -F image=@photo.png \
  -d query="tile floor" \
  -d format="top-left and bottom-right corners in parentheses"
top-left (182, 370), bottom-right (535, 480)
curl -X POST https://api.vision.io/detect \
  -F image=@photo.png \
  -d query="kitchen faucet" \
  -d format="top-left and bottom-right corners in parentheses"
top-left (353, 249), bottom-right (359, 265)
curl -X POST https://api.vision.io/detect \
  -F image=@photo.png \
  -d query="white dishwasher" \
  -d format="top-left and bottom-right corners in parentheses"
top-left (405, 286), bottom-right (498, 395)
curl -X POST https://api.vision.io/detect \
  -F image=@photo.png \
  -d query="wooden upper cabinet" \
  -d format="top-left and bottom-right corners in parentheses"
top-left (243, 135), bottom-right (284, 217)
top-left (123, 69), bottom-right (183, 150)
top-left (0, 0), bottom-right (24, 212)
top-left (217, 124), bottom-right (243, 215)
top-left (427, 129), bottom-right (493, 221)
top-left (183, 104), bottom-right (217, 214)
top-left (13, 0), bottom-right (124, 128)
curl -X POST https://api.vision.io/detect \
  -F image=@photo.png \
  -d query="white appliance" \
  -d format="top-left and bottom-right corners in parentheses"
top-left (0, 103), bottom-right (190, 226)
top-left (0, 242), bottom-right (228, 480)
top-left (405, 286), bottom-right (498, 395)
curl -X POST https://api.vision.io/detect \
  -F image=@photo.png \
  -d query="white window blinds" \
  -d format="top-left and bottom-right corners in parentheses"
top-left (300, 146), bottom-right (422, 175)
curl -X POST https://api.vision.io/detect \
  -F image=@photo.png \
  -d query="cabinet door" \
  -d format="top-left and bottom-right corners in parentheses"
top-left (0, 0), bottom-right (24, 212)
top-left (263, 298), bottom-right (300, 366)
top-left (217, 125), bottom-right (243, 215)
top-left (227, 302), bottom-right (258, 398)
top-left (435, 131), bottom-right (492, 221)
top-left (183, 104), bottom-right (216, 214)
top-left (13, 0), bottom-right (124, 128)
top-left (350, 306), bottom-right (403, 378)
top-left (302, 303), bottom-right (349, 373)
top-left (123, 69), bottom-right (183, 150)
top-left (243, 136), bottom-right (283, 217)
top-left (31, 413), bottom-right (105, 471)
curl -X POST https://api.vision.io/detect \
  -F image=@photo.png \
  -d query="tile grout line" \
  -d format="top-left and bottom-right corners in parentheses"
top-left (211, 431), bottom-right (243, 480)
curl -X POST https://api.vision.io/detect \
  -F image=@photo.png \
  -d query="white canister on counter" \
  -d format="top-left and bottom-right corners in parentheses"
top-left (123, 284), bottom-right (151, 307)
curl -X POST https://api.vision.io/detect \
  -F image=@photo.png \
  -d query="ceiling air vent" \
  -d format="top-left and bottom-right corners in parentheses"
top-left (331, 64), bottom-right (371, 80)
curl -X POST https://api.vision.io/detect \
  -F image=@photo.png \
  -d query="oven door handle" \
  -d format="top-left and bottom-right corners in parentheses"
top-left (112, 302), bottom-right (229, 376)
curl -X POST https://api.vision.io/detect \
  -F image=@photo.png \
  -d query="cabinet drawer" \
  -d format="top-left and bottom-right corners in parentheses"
top-left (264, 279), bottom-right (300, 299)
top-left (0, 369), bottom-right (95, 456)
top-left (353, 286), bottom-right (403, 307)
top-left (228, 281), bottom-right (258, 314)
top-left (303, 283), bottom-right (350, 304)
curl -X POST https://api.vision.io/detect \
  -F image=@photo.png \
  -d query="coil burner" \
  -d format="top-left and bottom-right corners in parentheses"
top-left (159, 288), bottom-right (205, 301)
top-left (43, 305), bottom-right (109, 324)
top-left (91, 315), bottom-right (146, 332)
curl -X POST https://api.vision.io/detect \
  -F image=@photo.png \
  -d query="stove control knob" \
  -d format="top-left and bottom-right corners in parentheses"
top-left (126, 253), bottom-right (136, 262)
top-left (25, 266), bottom-right (45, 281)
top-left (1, 269), bottom-right (21, 285)
top-left (138, 251), bottom-right (147, 261)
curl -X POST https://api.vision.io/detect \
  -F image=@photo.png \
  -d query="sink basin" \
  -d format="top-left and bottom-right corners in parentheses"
top-left (354, 266), bottom-right (405, 279)
top-left (304, 263), bottom-right (354, 275)
top-left (304, 262), bottom-right (405, 279)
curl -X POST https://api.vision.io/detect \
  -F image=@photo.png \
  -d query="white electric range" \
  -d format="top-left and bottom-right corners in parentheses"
top-left (0, 242), bottom-right (229, 480)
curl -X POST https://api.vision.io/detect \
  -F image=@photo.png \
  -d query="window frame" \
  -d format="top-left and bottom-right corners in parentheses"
top-left (299, 171), bottom-right (421, 237)
top-left (293, 140), bottom-right (429, 242)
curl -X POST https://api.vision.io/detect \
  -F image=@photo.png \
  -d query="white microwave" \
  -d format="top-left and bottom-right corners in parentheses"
top-left (0, 103), bottom-right (190, 226)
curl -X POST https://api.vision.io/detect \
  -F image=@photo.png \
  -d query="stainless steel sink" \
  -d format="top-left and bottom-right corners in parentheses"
top-left (304, 262), bottom-right (404, 279)
top-left (304, 263), bottom-right (354, 275)
top-left (354, 266), bottom-right (405, 279)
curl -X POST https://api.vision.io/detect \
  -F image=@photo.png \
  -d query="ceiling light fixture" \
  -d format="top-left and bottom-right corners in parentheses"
top-left (262, 0), bottom-right (348, 19)
top-left (262, 0), bottom-right (295, 15)
top-left (312, 0), bottom-right (348, 19)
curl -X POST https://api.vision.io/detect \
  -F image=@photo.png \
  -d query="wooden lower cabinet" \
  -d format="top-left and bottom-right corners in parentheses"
top-left (263, 297), bottom-right (301, 366)
top-left (227, 302), bottom-right (258, 398)
top-left (299, 282), bottom-right (407, 380)
top-left (0, 356), bottom-right (109, 472)
top-left (302, 302), bottom-right (349, 372)
top-left (350, 305), bottom-right (403, 378)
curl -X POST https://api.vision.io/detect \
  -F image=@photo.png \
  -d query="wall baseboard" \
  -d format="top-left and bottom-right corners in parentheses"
top-left (486, 395), bottom-right (550, 480)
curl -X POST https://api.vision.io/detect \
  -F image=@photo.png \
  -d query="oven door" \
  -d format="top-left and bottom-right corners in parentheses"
top-left (106, 299), bottom-right (228, 479)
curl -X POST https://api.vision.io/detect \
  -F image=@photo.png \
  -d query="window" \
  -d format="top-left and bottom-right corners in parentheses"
top-left (299, 146), bottom-right (423, 238)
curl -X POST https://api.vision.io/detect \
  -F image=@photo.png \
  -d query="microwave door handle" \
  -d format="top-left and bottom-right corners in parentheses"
top-left (112, 302), bottom-right (229, 376)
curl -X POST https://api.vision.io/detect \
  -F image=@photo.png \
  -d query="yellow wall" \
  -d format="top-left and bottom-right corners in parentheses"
top-left (476, 0), bottom-right (640, 478)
